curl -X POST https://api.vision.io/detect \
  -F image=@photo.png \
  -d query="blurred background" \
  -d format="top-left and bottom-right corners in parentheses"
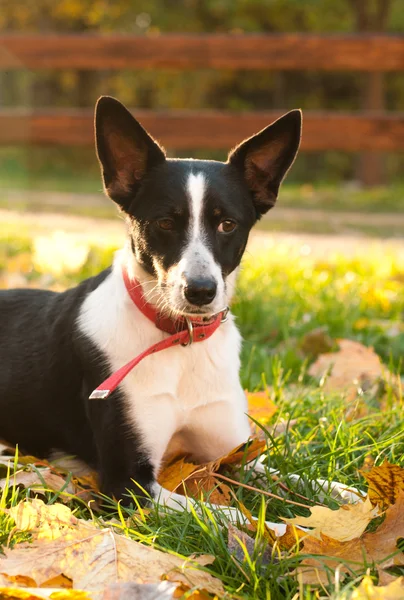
top-left (0, 0), bottom-right (403, 237)
top-left (0, 0), bottom-right (403, 384)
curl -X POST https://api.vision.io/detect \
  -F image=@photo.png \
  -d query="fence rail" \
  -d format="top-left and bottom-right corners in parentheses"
top-left (1, 109), bottom-right (403, 151)
top-left (0, 34), bottom-right (403, 156)
top-left (1, 33), bottom-right (404, 71)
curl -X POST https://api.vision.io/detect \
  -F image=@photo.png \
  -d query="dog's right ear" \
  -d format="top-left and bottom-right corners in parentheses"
top-left (95, 96), bottom-right (166, 211)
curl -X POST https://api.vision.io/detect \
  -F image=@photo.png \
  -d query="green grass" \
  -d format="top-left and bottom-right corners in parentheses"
top-left (0, 230), bottom-right (403, 599)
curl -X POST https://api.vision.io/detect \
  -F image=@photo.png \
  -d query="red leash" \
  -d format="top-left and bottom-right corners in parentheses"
top-left (89, 268), bottom-right (228, 400)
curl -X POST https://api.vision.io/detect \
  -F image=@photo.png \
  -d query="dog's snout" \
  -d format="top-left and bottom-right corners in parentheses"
top-left (183, 278), bottom-right (217, 306)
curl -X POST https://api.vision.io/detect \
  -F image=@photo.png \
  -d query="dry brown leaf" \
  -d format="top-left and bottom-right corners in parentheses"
top-left (227, 523), bottom-right (256, 563)
top-left (181, 470), bottom-right (232, 506)
top-left (0, 573), bottom-right (73, 591)
top-left (0, 574), bottom-right (37, 587)
top-left (245, 390), bottom-right (277, 423)
top-left (157, 459), bottom-right (199, 493)
top-left (0, 469), bottom-right (78, 496)
top-left (297, 534), bottom-right (363, 586)
top-left (361, 460), bottom-right (404, 508)
top-left (2, 500), bottom-right (223, 597)
top-left (278, 524), bottom-right (306, 550)
top-left (308, 339), bottom-right (384, 393)
top-left (216, 439), bottom-right (266, 467)
top-left (158, 438), bottom-right (266, 501)
top-left (284, 497), bottom-right (379, 542)
top-left (363, 491), bottom-right (404, 585)
top-left (298, 490), bottom-right (404, 585)
top-left (351, 575), bottom-right (404, 600)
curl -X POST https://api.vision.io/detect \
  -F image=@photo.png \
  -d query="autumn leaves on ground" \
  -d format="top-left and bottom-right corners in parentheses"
top-left (0, 225), bottom-right (403, 599)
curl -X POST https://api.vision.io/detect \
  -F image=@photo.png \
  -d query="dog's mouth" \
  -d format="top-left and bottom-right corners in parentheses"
top-left (160, 302), bottom-right (217, 319)
top-left (155, 289), bottom-right (224, 320)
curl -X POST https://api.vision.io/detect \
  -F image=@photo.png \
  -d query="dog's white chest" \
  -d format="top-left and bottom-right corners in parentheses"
top-left (78, 266), bottom-right (249, 470)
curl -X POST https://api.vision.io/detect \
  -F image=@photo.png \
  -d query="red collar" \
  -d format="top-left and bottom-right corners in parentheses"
top-left (89, 268), bottom-right (228, 400)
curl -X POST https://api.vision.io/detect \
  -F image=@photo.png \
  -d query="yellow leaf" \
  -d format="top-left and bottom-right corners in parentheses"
top-left (0, 588), bottom-right (90, 600)
top-left (8, 499), bottom-right (77, 540)
top-left (284, 497), bottom-right (379, 542)
top-left (351, 575), bottom-right (404, 600)
top-left (245, 390), bottom-right (277, 423)
top-left (2, 500), bottom-right (223, 596)
top-left (298, 490), bottom-right (404, 586)
top-left (361, 460), bottom-right (404, 508)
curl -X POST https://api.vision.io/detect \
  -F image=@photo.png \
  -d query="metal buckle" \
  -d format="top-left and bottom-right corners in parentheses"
top-left (181, 316), bottom-right (194, 347)
top-left (221, 306), bottom-right (230, 323)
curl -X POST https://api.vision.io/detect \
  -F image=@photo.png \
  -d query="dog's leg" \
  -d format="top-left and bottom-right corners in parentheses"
top-left (180, 399), bottom-right (251, 463)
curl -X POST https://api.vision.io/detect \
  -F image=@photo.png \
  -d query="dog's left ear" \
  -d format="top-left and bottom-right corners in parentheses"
top-left (228, 110), bottom-right (302, 216)
top-left (95, 96), bottom-right (166, 210)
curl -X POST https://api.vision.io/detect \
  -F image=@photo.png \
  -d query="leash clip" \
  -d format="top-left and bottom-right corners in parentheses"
top-left (181, 317), bottom-right (194, 347)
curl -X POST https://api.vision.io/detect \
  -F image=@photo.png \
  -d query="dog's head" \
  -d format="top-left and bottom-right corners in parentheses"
top-left (95, 97), bottom-right (301, 317)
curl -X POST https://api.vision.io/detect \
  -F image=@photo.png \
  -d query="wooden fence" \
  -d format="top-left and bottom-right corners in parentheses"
top-left (0, 33), bottom-right (403, 152)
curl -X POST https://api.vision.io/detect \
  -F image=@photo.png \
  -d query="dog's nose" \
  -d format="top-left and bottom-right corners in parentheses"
top-left (183, 278), bottom-right (217, 306)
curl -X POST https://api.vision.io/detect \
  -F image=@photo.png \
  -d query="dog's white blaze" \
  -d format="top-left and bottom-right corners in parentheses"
top-left (166, 170), bottom-right (225, 311)
top-left (186, 171), bottom-right (206, 240)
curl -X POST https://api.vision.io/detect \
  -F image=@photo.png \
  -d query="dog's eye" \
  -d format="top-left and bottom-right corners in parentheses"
top-left (157, 218), bottom-right (175, 231)
top-left (218, 220), bottom-right (237, 234)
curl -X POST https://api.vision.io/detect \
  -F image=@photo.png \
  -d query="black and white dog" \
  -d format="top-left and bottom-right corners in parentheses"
top-left (0, 97), bottom-right (301, 505)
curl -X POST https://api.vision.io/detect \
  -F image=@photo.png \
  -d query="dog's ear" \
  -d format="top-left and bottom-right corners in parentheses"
top-left (95, 96), bottom-right (166, 210)
top-left (228, 110), bottom-right (302, 216)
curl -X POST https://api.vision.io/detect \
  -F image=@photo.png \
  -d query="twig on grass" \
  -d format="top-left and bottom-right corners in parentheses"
top-left (214, 472), bottom-right (326, 509)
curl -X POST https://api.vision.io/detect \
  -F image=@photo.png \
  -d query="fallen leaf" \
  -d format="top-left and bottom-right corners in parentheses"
top-left (158, 438), bottom-right (266, 502)
top-left (363, 491), bottom-right (404, 585)
top-left (298, 490), bottom-right (404, 585)
top-left (278, 524), bottom-right (306, 550)
top-left (157, 459), bottom-right (199, 494)
top-left (0, 469), bottom-right (77, 496)
top-left (181, 468), bottom-right (232, 506)
top-left (0, 573), bottom-right (73, 590)
top-left (297, 534), bottom-right (364, 586)
top-left (2, 500), bottom-right (223, 597)
top-left (227, 523), bottom-right (255, 563)
top-left (172, 585), bottom-right (215, 600)
top-left (361, 461), bottom-right (404, 508)
top-left (284, 497), bottom-right (379, 542)
top-left (0, 588), bottom-right (90, 600)
top-left (227, 523), bottom-right (270, 566)
top-left (351, 575), bottom-right (404, 600)
top-left (245, 390), bottom-right (277, 423)
top-left (218, 439), bottom-right (266, 467)
top-left (8, 499), bottom-right (77, 540)
top-left (308, 339), bottom-right (384, 393)
top-left (0, 574), bottom-right (37, 587)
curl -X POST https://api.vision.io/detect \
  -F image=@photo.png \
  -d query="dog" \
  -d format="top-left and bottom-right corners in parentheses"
top-left (0, 97), bottom-right (301, 506)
